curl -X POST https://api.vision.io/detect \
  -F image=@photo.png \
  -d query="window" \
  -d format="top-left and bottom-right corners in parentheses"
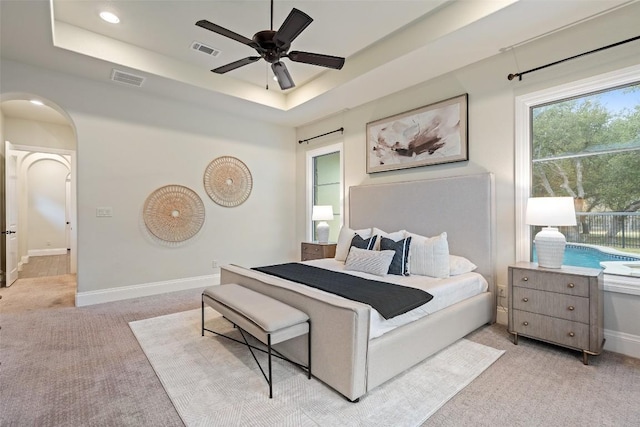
top-left (306, 143), bottom-right (343, 242)
top-left (516, 64), bottom-right (640, 276)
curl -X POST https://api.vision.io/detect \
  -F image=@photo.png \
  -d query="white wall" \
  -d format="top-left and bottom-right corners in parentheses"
top-left (4, 117), bottom-right (75, 151)
top-left (1, 60), bottom-right (297, 300)
top-left (296, 4), bottom-right (640, 357)
top-left (27, 158), bottom-right (68, 253)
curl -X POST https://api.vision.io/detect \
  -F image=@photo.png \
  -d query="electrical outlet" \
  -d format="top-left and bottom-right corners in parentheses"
top-left (498, 285), bottom-right (507, 298)
top-left (212, 260), bottom-right (219, 269)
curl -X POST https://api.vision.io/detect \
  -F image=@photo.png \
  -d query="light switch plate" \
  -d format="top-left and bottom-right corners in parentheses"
top-left (96, 207), bottom-right (113, 217)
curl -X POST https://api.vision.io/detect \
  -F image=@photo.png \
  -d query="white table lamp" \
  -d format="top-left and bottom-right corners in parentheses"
top-left (312, 205), bottom-right (334, 244)
top-left (526, 197), bottom-right (577, 268)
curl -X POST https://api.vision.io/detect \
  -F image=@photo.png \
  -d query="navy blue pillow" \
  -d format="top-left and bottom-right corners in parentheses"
top-left (380, 236), bottom-right (412, 276)
top-left (350, 234), bottom-right (377, 252)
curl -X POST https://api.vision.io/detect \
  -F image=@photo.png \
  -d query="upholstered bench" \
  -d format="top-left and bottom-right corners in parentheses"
top-left (201, 284), bottom-right (311, 398)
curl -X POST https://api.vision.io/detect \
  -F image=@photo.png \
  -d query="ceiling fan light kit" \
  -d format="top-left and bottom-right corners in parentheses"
top-left (196, 0), bottom-right (345, 90)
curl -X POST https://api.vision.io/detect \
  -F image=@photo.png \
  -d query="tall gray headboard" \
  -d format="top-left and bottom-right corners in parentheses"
top-left (349, 173), bottom-right (496, 292)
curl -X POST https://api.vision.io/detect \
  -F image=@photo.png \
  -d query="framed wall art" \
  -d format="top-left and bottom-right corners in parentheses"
top-left (366, 93), bottom-right (468, 173)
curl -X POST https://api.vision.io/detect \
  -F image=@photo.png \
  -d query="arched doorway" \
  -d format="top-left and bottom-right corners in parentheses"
top-left (1, 95), bottom-right (77, 295)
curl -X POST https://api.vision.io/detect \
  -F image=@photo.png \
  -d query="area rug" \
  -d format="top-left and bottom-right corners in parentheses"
top-left (130, 308), bottom-right (504, 427)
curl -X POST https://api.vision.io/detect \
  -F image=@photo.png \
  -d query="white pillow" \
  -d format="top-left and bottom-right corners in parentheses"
top-left (372, 228), bottom-right (406, 250)
top-left (406, 231), bottom-right (450, 278)
top-left (335, 226), bottom-right (373, 261)
top-left (344, 247), bottom-right (395, 276)
top-left (449, 255), bottom-right (478, 275)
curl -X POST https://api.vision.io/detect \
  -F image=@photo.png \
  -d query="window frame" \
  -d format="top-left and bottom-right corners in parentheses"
top-left (515, 63), bottom-right (640, 293)
top-left (305, 142), bottom-right (344, 242)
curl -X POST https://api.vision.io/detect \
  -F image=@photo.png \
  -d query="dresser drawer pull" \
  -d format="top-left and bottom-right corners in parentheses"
top-left (522, 298), bottom-right (529, 302)
top-left (522, 321), bottom-right (529, 326)
top-left (567, 283), bottom-right (575, 288)
top-left (568, 306), bottom-right (575, 311)
top-left (522, 277), bottom-right (528, 282)
top-left (568, 332), bottom-right (575, 337)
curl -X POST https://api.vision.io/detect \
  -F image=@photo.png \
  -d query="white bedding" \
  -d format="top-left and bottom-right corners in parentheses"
top-left (302, 258), bottom-right (488, 339)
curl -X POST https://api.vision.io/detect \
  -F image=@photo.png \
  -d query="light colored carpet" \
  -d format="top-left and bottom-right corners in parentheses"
top-left (0, 274), bottom-right (76, 313)
top-left (130, 308), bottom-right (504, 427)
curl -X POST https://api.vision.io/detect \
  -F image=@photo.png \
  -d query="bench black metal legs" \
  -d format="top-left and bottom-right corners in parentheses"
top-left (201, 296), bottom-right (311, 398)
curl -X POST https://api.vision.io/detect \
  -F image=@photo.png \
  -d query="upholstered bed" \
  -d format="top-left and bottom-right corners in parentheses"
top-left (220, 172), bottom-right (496, 401)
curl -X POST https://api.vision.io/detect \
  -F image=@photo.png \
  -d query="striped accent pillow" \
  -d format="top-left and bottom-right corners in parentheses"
top-left (350, 234), bottom-right (377, 251)
top-left (344, 247), bottom-right (395, 276)
top-left (380, 236), bottom-right (412, 276)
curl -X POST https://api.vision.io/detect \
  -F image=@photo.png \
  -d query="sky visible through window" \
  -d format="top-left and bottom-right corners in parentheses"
top-left (596, 85), bottom-right (640, 114)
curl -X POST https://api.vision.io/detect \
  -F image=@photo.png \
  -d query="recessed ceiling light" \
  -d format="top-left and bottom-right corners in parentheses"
top-left (100, 11), bottom-right (120, 24)
top-left (30, 99), bottom-right (44, 106)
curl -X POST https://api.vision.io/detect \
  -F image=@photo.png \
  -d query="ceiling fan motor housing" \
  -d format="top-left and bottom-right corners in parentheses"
top-left (253, 30), bottom-right (287, 63)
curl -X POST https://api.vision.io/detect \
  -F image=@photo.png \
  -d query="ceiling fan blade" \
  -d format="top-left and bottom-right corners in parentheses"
top-left (212, 57), bottom-right (261, 74)
top-left (271, 62), bottom-right (295, 90)
top-left (288, 51), bottom-right (345, 70)
top-left (274, 8), bottom-right (312, 48)
top-left (196, 20), bottom-right (260, 50)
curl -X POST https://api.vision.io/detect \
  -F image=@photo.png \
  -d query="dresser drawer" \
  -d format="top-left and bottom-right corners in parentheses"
top-left (512, 287), bottom-right (589, 323)
top-left (511, 269), bottom-right (589, 297)
top-left (302, 244), bottom-right (323, 256)
top-left (301, 243), bottom-right (336, 261)
top-left (512, 310), bottom-right (589, 350)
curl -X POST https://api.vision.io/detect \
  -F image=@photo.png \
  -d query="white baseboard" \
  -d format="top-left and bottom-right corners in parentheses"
top-left (75, 274), bottom-right (220, 307)
top-left (28, 248), bottom-right (68, 257)
top-left (496, 306), bottom-right (508, 325)
top-left (604, 329), bottom-right (640, 359)
top-left (19, 255), bottom-right (30, 270)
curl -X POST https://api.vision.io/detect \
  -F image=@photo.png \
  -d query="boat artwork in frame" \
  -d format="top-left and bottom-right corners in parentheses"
top-left (366, 94), bottom-right (468, 173)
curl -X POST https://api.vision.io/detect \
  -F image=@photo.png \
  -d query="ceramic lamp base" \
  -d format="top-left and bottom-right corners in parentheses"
top-left (534, 227), bottom-right (566, 269)
top-left (316, 221), bottom-right (330, 244)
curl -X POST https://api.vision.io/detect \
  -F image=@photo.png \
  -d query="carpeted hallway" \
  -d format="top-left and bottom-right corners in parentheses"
top-left (1, 276), bottom-right (639, 426)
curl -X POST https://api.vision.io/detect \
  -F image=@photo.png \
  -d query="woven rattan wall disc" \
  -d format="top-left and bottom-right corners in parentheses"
top-left (143, 185), bottom-right (205, 242)
top-left (203, 156), bottom-right (252, 207)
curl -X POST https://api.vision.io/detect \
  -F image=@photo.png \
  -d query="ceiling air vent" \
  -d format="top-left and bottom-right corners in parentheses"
top-left (191, 41), bottom-right (221, 57)
top-left (110, 69), bottom-right (145, 87)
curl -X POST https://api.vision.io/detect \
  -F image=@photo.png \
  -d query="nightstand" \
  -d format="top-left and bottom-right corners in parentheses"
top-left (508, 261), bottom-right (604, 365)
top-left (301, 242), bottom-right (336, 261)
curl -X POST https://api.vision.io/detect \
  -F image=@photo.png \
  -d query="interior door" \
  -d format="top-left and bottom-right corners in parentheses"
top-left (4, 141), bottom-right (19, 286)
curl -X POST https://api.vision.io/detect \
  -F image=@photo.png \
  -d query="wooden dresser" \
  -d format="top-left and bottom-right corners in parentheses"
top-left (508, 261), bottom-right (604, 364)
top-left (301, 242), bottom-right (336, 261)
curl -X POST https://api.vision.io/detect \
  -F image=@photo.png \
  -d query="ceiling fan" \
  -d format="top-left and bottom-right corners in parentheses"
top-left (196, 0), bottom-right (345, 90)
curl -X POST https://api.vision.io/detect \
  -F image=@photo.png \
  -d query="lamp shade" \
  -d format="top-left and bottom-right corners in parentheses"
top-left (312, 205), bottom-right (334, 221)
top-left (526, 197), bottom-right (577, 226)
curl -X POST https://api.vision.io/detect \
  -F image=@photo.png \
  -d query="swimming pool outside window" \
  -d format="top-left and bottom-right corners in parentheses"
top-left (529, 81), bottom-right (640, 272)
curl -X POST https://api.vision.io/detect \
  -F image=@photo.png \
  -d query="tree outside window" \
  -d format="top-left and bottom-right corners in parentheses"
top-left (531, 83), bottom-right (640, 264)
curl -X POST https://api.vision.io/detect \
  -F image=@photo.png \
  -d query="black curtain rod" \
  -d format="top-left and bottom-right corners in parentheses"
top-left (298, 127), bottom-right (344, 144)
top-left (508, 34), bottom-right (640, 81)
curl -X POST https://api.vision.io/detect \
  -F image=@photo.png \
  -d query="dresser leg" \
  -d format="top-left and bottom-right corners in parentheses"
top-left (582, 351), bottom-right (589, 365)
top-left (513, 333), bottom-right (518, 345)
